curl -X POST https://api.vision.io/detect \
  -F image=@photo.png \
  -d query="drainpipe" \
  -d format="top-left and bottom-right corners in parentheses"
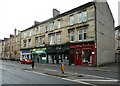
top-left (94, 1), bottom-right (97, 66)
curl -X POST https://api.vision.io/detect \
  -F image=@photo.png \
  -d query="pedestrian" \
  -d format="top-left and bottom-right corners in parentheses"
top-left (31, 60), bottom-right (35, 69)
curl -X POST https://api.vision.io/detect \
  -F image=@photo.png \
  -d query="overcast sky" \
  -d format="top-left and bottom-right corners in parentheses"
top-left (0, 0), bottom-right (119, 39)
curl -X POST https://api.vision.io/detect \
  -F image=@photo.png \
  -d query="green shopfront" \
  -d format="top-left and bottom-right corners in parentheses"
top-left (32, 48), bottom-right (47, 63)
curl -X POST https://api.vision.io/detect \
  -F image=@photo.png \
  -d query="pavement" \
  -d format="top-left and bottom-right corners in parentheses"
top-left (32, 62), bottom-right (119, 78)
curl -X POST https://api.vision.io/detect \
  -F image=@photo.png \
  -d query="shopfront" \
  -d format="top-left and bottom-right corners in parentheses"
top-left (32, 48), bottom-right (47, 63)
top-left (46, 44), bottom-right (69, 64)
top-left (70, 42), bottom-right (96, 66)
top-left (20, 49), bottom-right (31, 60)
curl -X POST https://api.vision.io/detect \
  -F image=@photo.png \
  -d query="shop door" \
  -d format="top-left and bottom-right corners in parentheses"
top-left (81, 49), bottom-right (92, 65)
top-left (74, 49), bottom-right (82, 65)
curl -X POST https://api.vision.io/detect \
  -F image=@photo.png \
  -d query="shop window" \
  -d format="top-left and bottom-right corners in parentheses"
top-left (70, 32), bottom-right (74, 42)
top-left (81, 50), bottom-right (91, 64)
top-left (70, 15), bottom-right (74, 25)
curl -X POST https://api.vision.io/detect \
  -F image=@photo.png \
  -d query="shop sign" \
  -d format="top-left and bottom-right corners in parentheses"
top-left (22, 50), bottom-right (30, 54)
top-left (32, 48), bottom-right (46, 51)
top-left (32, 50), bottom-right (46, 54)
top-left (36, 51), bottom-right (45, 54)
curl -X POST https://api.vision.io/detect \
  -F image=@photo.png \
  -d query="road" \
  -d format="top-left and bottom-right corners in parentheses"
top-left (0, 60), bottom-right (119, 86)
top-left (0, 60), bottom-right (93, 86)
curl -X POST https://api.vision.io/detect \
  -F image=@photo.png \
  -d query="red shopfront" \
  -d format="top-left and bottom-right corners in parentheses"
top-left (70, 42), bottom-right (96, 66)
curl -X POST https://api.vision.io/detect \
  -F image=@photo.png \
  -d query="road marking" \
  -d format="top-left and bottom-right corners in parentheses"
top-left (25, 70), bottom-right (48, 76)
top-left (74, 79), bottom-right (118, 82)
top-left (79, 73), bottom-right (117, 80)
top-left (44, 69), bottom-right (58, 72)
top-left (24, 69), bottom-right (96, 85)
top-left (86, 68), bottom-right (112, 72)
top-left (62, 78), bottom-right (97, 86)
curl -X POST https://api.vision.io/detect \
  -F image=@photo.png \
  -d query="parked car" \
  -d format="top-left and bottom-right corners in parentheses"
top-left (20, 59), bottom-right (32, 64)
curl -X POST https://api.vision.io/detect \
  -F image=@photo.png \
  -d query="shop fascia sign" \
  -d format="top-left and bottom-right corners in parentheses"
top-left (32, 48), bottom-right (46, 51)
top-left (36, 51), bottom-right (45, 54)
top-left (32, 48), bottom-right (46, 54)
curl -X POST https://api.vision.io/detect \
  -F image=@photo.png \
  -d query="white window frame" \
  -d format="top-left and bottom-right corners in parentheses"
top-left (78, 29), bottom-right (87, 41)
top-left (83, 11), bottom-right (87, 22)
top-left (70, 32), bottom-right (74, 42)
top-left (57, 34), bottom-right (61, 44)
top-left (83, 29), bottom-right (87, 40)
top-left (23, 40), bottom-right (27, 48)
top-left (78, 12), bottom-right (82, 23)
top-left (40, 37), bottom-right (43, 46)
top-left (78, 30), bottom-right (83, 41)
top-left (58, 20), bottom-right (61, 29)
top-left (50, 22), bottom-right (54, 31)
top-left (70, 15), bottom-right (74, 25)
top-left (78, 11), bottom-right (87, 23)
top-left (35, 37), bottom-right (38, 47)
top-left (50, 35), bottom-right (55, 45)
top-left (24, 33), bottom-right (26, 38)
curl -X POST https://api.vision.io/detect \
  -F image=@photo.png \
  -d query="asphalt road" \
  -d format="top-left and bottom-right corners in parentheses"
top-left (0, 60), bottom-right (92, 86)
top-left (1, 60), bottom-right (119, 86)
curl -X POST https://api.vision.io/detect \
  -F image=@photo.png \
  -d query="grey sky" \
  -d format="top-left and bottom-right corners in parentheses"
top-left (0, 0), bottom-right (119, 39)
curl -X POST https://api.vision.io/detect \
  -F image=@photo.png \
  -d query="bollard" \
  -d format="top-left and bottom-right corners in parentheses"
top-left (61, 62), bottom-right (65, 74)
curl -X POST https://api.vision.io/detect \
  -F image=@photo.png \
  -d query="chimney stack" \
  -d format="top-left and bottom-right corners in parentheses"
top-left (53, 8), bottom-right (60, 17)
top-left (10, 34), bottom-right (14, 38)
top-left (14, 28), bottom-right (17, 36)
top-left (34, 21), bottom-right (40, 25)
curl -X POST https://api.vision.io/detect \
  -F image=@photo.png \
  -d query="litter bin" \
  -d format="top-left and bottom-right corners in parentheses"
top-left (41, 57), bottom-right (47, 63)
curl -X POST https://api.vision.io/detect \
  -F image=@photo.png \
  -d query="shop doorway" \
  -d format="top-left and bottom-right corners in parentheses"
top-left (81, 50), bottom-right (92, 65)
top-left (69, 48), bottom-right (74, 65)
top-left (74, 49), bottom-right (82, 65)
top-left (74, 49), bottom-right (92, 65)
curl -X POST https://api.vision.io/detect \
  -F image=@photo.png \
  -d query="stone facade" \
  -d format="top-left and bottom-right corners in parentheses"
top-left (115, 25), bottom-right (120, 53)
top-left (115, 25), bottom-right (120, 62)
top-left (1, 29), bottom-right (21, 60)
top-left (1, 1), bottom-right (115, 66)
top-left (0, 40), bottom-right (2, 59)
